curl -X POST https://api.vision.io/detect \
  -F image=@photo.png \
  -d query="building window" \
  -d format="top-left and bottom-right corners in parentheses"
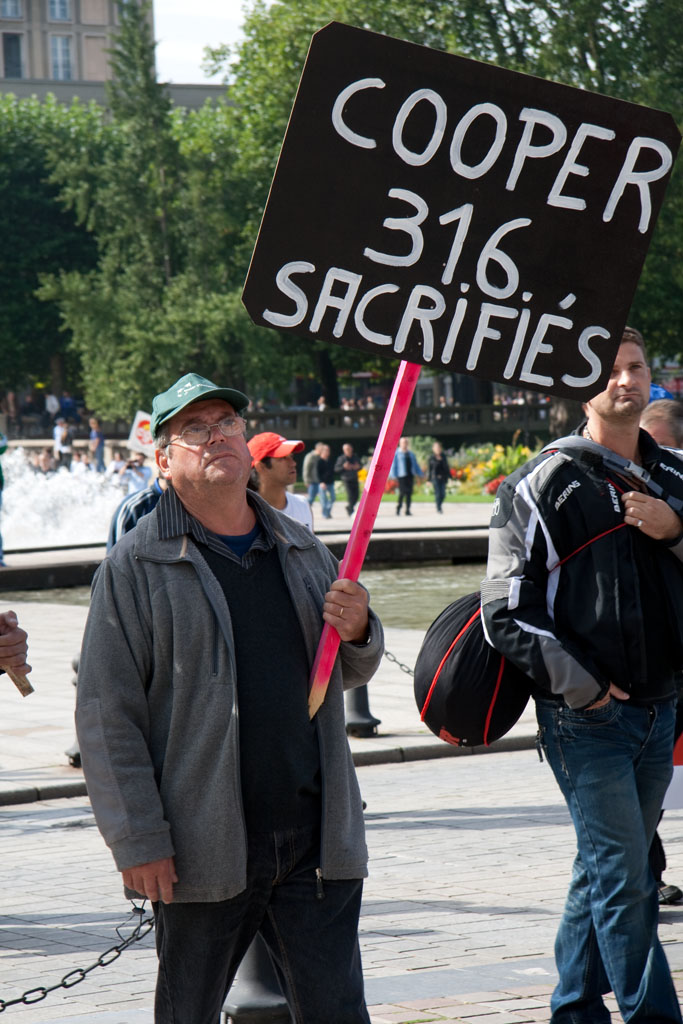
top-left (50, 34), bottom-right (72, 79)
top-left (49, 0), bottom-right (71, 20)
top-left (0, 0), bottom-right (21, 18)
top-left (2, 32), bottom-right (21, 77)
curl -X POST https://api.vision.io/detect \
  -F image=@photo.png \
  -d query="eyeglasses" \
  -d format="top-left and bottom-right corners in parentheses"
top-left (170, 416), bottom-right (246, 447)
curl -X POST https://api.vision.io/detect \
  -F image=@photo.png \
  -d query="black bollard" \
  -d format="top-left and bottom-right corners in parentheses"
top-left (222, 933), bottom-right (292, 1023)
top-left (65, 655), bottom-right (81, 768)
top-left (344, 685), bottom-right (381, 738)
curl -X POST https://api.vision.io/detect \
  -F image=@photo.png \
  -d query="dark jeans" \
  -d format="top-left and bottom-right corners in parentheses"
top-left (154, 825), bottom-right (369, 1024)
top-left (343, 477), bottom-right (359, 514)
top-left (432, 477), bottom-right (447, 511)
top-left (396, 475), bottom-right (413, 513)
top-left (537, 698), bottom-right (680, 1024)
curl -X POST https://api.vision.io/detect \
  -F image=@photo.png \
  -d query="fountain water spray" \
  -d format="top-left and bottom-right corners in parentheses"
top-left (2, 449), bottom-right (128, 550)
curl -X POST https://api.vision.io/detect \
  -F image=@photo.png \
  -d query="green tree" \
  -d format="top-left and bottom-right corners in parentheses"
top-left (41, 0), bottom-right (184, 418)
top-left (0, 94), bottom-right (98, 392)
top-left (626, 0), bottom-right (683, 357)
top-left (42, 0), bottom-right (327, 418)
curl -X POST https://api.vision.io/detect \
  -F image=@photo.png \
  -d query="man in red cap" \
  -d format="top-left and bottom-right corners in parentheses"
top-left (248, 431), bottom-right (313, 530)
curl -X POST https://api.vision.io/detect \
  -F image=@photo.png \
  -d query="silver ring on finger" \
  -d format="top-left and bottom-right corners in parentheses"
top-left (637, 519), bottom-right (643, 528)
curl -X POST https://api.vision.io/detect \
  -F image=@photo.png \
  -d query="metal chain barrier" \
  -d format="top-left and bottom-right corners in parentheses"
top-left (384, 648), bottom-right (414, 676)
top-left (0, 903), bottom-right (155, 1013)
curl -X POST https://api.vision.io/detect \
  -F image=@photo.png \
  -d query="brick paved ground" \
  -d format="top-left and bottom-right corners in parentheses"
top-left (1, 754), bottom-right (683, 1021)
top-left (1, 600), bottom-right (683, 1022)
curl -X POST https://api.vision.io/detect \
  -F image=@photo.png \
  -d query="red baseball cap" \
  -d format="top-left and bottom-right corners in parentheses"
top-left (248, 432), bottom-right (304, 464)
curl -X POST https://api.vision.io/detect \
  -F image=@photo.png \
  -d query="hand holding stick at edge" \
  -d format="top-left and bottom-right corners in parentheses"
top-left (308, 360), bottom-right (421, 718)
top-left (0, 611), bottom-right (34, 697)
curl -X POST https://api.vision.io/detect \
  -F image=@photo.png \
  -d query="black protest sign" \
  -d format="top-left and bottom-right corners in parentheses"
top-left (242, 22), bottom-right (680, 400)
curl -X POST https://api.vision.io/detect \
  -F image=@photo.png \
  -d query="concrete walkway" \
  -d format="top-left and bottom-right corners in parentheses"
top-left (0, 601), bottom-right (536, 805)
top-left (1, 600), bottom-right (683, 1022)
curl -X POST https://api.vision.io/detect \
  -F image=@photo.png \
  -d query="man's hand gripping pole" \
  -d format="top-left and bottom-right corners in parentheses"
top-left (308, 361), bottom-right (421, 718)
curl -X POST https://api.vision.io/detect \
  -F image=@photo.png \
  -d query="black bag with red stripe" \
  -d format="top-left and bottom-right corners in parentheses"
top-left (414, 591), bottom-right (532, 747)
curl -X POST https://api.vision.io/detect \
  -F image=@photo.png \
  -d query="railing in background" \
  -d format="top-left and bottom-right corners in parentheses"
top-left (242, 402), bottom-right (551, 445)
top-left (7, 402), bottom-right (552, 449)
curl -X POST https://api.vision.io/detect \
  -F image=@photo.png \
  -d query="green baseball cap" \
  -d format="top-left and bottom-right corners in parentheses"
top-left (151, 373), bottom-right (250, 438)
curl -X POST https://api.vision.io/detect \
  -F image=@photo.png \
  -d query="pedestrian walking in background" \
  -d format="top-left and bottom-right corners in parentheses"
top-left (389, 437), bottom-right (423, 516)
top-left (52, 417), bottom-right (73, 470)
top-left (76, 371), bottom-right (383, 1024)
top-left (248, 431), bottom-right (312, 530)
top-left (482, 327), bottom-right (683, 1024)
top-left (88, 417), bottom-right (106, 472)
top-left (428, 441), bottom-right (450, 514)
top-left (302, 441), bottom-right (324, 506)
top-left (316, 442), bottom-right (336, 519)
top-left (335, 443), bottom-right (362, 515)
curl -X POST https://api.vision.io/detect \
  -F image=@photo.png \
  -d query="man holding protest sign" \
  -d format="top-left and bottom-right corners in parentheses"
top-left (75, 372), bottom-right (383, 1024)
top-left (239, 21), bottom-right (681, 1019)
top-left (482, 328), bottom-right (683, 1023)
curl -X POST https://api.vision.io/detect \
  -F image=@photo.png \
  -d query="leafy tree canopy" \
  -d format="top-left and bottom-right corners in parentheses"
top-left (6, 0), bottom-right (682, 417)
top-left (0, 94), bottom-right (98, 391)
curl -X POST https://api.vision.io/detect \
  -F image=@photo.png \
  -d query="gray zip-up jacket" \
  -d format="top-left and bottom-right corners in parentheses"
top-left (76, 493), bottom-right (384, 903)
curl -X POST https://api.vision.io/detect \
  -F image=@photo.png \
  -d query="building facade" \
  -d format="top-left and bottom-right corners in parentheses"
top-left (0, 0), bottom-right (130, 86)
top-left (0, 0), bottom-right (224, 107)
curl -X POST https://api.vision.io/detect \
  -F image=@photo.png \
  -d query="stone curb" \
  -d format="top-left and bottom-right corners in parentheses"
top-left (0, 779), bottom-right (88, 806)
top-left (352, 730), bottom-right (536, 766)
top-left (0, 732), bottom-right (537, 807)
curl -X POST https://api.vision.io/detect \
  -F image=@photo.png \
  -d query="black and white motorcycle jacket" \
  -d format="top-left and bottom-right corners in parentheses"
top-left (481, 428), bottom-right (683, 710)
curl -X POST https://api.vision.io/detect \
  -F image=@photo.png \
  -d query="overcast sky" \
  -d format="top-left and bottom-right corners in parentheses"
top-left (154, 0), bottom-right (246, 84)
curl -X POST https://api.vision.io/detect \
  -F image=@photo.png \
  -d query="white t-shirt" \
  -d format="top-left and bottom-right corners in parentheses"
top-left (283, 491), bottom-right (314, 531)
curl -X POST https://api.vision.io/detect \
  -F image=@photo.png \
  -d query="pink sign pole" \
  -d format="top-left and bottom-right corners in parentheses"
top-left (308, 360), bottom-right (421, 718)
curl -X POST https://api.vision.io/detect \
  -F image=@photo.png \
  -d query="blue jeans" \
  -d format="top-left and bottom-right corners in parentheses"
top-left (154, 825), bottom-right (369, 1024)
top-left (307, 482), bottom-right (319, 505)
top-left (536, 697), bottom-right (680, 1024)
top-left (320, 483), bottom-right (335, 518)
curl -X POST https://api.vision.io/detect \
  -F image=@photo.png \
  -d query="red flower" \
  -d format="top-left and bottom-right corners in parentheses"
top-left (484, 474), bottom-right (505, 495)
